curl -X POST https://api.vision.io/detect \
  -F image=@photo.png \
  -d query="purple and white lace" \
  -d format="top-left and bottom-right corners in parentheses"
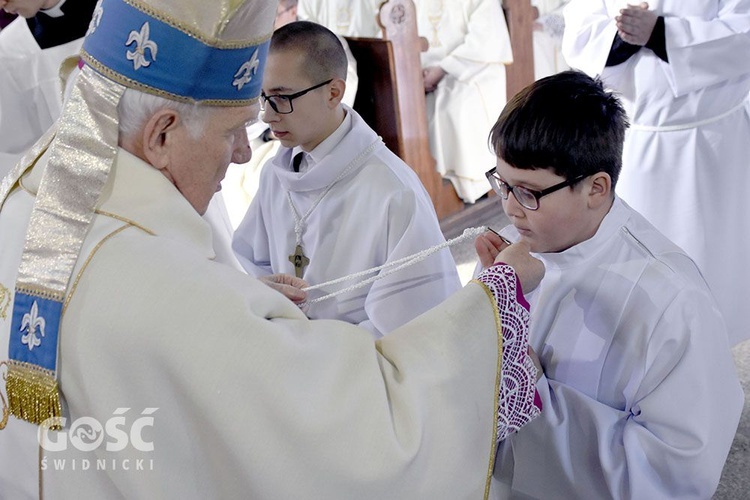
top-left (475, 263), bottom-right (542, 441)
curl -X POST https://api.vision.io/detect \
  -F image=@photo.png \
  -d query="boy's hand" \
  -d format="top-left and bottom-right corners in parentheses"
top-left (494, 240), bottom-right (545, 293)
top-left (260, 274), bottom-right (308, 304)
top-left (475, 229), bottom-right (510, 269)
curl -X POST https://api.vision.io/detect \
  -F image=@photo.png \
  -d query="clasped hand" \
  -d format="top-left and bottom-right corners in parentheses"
top-left (615, 2), bottom-right (658, 46)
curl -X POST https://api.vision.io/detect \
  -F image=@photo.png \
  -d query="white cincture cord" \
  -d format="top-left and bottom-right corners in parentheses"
top-left (303, 226), bottom-right (489, 305)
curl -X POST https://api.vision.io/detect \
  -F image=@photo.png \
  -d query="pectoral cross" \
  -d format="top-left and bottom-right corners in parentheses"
top-left (288, 245), bottom-right (310, 278)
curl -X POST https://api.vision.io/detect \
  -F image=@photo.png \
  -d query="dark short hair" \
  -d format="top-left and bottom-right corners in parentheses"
top-left (270, 20), bottom-right (347, 84)
top-left (489, 70), bottom-right (628, 188)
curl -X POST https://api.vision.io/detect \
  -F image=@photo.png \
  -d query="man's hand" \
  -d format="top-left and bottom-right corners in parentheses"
top-left (260, 274), bottom-right (308, 304)
top-left (423, 66), bottom-right (446, 93)
top-left (494, 240), bottom-right (545, 293)
top-left (615, 2), bottom-right (658, 46)
top-left (475, 230), bottom-right (510, 269)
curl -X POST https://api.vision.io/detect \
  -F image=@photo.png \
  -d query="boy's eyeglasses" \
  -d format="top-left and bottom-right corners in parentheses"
top-left (485, 168), bottom-right (587, 211)
top-left (259, 79), bottom-right (333, 115)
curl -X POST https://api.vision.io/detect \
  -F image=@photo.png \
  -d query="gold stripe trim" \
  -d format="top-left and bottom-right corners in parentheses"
top-left (471, 279), bottom-right (504, 500)
top-left (18, 176), bottom-right (33, 196)
top-left (63, 224), bottom-right (133, 315)
top-left (125, 0), bottom-right (272, 49)
top-left (96, 210), bottom-right (156, 235)
top-left (81, 52), bottom-right (260, 107)
top-left (17, 179), bottom-right (157, 237)
top-left (14, 286), bottom-right (64, 303)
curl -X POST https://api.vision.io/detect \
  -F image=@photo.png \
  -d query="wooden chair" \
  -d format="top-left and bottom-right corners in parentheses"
top-left (503, 0), bottom-right (536, 100)
top-left (346, 0), bottom-right (536, 220)
top-left (346, 0), bottom-right (463, 220)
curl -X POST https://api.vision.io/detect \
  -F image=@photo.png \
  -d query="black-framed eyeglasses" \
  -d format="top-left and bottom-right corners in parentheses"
top-left (259, 79), bottom-right (333, 115)
top-left (485, 167), bottom-right (587, 211)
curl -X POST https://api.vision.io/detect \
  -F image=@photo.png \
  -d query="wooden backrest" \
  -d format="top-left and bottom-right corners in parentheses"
top-left (503, 0), bottom-right (536, 100)
top-left (345, 38), bottom-right (402, 164)
top-left (345, 0), bottom-right (535, 218)
top-left (346, 0), bottom-right (463, 219)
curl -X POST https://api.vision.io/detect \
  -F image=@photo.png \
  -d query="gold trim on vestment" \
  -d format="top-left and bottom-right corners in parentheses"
top-left (471, 279), bottom-right (504, 500)
top-left (96, 211), bottom-right (156, 236)
top-left (5, 360), bottom-right (62, 429)
top-left (64, 224), bottom-right (133, 314)
top-left (0, 283), bottom-right (10, 320)
top-left (17, 178), bottom-right (158, 238)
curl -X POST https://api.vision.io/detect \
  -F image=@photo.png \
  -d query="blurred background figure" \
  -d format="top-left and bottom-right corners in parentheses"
top-left (415, 0), bottom-right (513, 204)
top-left (531, 0), bottom-right (570, 80)
top-left (0, 0), bottom-right (98, 172)
top-left (563, 0), bottom-right (750, 346)
top-left (297, 0), bottom-right (381, 37)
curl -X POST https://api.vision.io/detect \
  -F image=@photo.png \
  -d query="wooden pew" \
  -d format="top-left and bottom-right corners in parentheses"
top-left (346, 0), bottom-right (536, 220)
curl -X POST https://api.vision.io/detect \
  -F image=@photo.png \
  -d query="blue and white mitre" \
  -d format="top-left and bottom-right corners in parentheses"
top-left (0, 0), bottom-right (276, 428)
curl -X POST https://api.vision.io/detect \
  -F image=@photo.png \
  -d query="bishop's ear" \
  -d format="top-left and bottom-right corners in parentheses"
top-left (142, 109), bottom-right (181, 171)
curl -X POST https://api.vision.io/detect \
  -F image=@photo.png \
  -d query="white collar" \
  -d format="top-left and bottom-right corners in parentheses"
top-left (291, 108), bottom-right (351, 170)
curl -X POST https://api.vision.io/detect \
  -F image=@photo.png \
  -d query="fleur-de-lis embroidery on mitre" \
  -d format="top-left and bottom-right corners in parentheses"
top-left (233, 49), bottom-right (260, 91)
top-left (126, 22), bottom-right (158, 70)
top-left (20, 300), bottom-right (46, 351)
top-left (86, 0), bottom-right (104, 36)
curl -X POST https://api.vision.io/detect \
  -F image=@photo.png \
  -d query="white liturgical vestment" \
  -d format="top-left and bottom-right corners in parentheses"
top-left (232, 107), bottom-right (461, 337)
top-left (562, 0), bottom-right (750, 345)
top-left (297, 0), bottom-right (382, 37)
top-left (0, 145), bottom-right (534, 499)
top-left (416, 0), bottom-right (513, 203)
top-left (492, 198), bottom-right (744, 499)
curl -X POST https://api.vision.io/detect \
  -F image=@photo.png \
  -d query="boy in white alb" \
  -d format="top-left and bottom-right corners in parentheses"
top-left (232, 21), bottom-right (460, 337)
top-left (474, 71), bottom-right (744, 499)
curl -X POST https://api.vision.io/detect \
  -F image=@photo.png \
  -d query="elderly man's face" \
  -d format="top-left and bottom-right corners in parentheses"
top-left (165, 104), bottom-right (256, 215)
top-left (0, 0), bottom-right (59, 18)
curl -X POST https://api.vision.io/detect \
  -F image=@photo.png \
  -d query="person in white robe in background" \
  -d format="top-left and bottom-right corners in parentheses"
top-left (531, 0), bottom-right (570, 80)
top-left (297, 0), bottom-right (382, 37)
top-left (474, 71), bottom-right (744, 499)
top-left (221, 0), bottom-right (359, 229)
top-left (562, 0), bottom-right (750, 346)
top-left (0, 0), bottom-right (97, 173)
top-left (232, 21), bottom-right (461, 338)
top-left (415, 0), bottom-right (513, 204)
top-left (0, 1), bottom-right (546, 497)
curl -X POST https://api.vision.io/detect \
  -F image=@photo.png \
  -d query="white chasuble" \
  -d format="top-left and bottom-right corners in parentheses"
top-left (233, 107), bottom-right (461, 337)
top-left (416, 0), bottom-right (513, 203)
top-left (563, 0), bottom-right (750, 345)
top-left (1, 146), bottom-right (531, 499)
top-left (491, 198), bottom-right (744, 499)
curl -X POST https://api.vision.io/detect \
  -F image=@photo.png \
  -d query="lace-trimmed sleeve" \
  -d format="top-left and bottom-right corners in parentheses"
top-left (473, 263), bottom-right (542, 441)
